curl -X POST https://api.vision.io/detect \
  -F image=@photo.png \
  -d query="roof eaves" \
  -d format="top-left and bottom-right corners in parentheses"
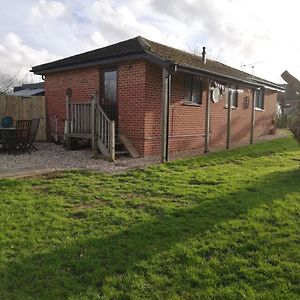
top-left (176, 63), bottom-right (263, 87)
top-left (32, 50), bottom-right (145, 73)
top-left (252, 79), bottom-right (284, 91)
top-left (166, 60), bottom-right (283, 90)
top-left (31, 52), bottom-right (167, 75)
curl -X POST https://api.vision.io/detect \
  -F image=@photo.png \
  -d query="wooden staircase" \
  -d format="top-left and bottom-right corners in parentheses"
top-left (92, 94), bottom-right (131, 161)
top-left (65, 91), bottom-right (133, 161)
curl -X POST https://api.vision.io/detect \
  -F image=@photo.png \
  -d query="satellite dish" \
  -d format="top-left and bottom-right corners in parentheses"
top-left (211, 87), bottom-right (221, 103)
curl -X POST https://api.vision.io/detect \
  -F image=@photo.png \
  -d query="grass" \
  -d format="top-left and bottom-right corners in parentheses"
top-left (0, 137), bottom-right (300, 299)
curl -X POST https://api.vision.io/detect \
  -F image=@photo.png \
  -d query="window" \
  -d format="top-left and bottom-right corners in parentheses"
top-left (184, 75), bottom-right (203, 105)
top-left (104, 70), bottom-right (117, 102)
top-left (226, 88), bottom-right (238, 108)
top-left (255, 89), bottom-right (264, 109)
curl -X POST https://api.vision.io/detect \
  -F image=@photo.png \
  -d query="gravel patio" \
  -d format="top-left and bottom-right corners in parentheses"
top-left (0, 131), bottom-right (288, 178)
top-left (0, 143), bottom-right (159, 177)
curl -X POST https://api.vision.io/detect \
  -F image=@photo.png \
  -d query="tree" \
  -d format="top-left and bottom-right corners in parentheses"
top-left (0, 72), bottom-right (23, 95)
top-left (289, 101), bottom-right (300, 144)
top-left (281, 71), bottom-right (300, 144)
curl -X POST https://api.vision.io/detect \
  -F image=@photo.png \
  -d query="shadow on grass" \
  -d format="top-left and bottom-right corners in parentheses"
top-left (1, 168), bottom-right (300, 299)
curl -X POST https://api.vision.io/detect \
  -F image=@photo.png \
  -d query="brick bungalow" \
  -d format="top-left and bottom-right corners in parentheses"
top-left (31, 36), bottom-right (283, 161)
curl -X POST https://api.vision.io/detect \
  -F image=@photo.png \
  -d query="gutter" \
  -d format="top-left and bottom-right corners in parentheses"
top-left (261, 85), bottom-right (285, 92)
top-left (176, 64), bottom-right (284, 91)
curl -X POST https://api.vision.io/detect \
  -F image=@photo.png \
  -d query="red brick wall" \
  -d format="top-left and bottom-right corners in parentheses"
top-left (209, 89), bottom-right (227, 151)
top-left (44, 60), bottom-right (277, 157)
top-left (253, 90), bottom-right (277, 138)
top-left (118, 60), bottom-right (147, 155)
top-left (45, 67), bottom-right (99, 137)
top-left (45, 60), bottom-right (150, 155)
top-left (142, 65), bottom-right (207, 156)
top-left (143, 63), bottom-right (162, 155)
top-left (230, 88), bottom-right (252, 148)
top-left (141, 62), bottom-right (278, 156)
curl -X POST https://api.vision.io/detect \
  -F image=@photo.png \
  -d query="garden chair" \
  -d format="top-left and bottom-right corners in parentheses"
top-left (8, 120), bottom-right (32, 153)
top-left (26, 118), bottom-right (40, 150)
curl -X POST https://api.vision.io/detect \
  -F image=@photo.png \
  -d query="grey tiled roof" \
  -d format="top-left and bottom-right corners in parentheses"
top-left (32, 36), bottom-right (282, 89)
top-left (32, 37), bottom-right (144, 73)
top-left (12, 88), bottom-right (45, 97)
top-left (141, 37), bottom-right (281, 88)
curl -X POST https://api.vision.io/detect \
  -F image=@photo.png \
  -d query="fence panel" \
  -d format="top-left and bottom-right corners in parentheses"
top-left (0, 95), bottom-right (47, 141)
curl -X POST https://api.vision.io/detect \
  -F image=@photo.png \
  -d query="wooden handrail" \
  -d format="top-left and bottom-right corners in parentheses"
top-left (65, 92), bottom-right (115, 161)
top-left (95, 102), bottom-right (111, 123)
top-left (92, 92), bottom-right (115, 161)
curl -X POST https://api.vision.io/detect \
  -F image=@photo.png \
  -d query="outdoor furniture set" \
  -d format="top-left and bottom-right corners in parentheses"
top-left (0, 117), bottom-right (40, 153)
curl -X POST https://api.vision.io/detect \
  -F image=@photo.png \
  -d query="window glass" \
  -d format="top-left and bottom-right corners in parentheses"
top-left (104, 71), bottom-right (117, 102)
top-left (184, 75), bottom-right (202, 105)
top-left (192, 79), bottom-right (201, 104)
top-left (184, 75), bottom-right (192, 102)
top-left (255, 89), bottom-right (264, 109)
top-left (227, 88), bottom-right (238, 108)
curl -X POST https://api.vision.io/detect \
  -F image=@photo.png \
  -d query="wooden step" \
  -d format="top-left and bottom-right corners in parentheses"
top-left (115, 150), bottom-right (129, 156)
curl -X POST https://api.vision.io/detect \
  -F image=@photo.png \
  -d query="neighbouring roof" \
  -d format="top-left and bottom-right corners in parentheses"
top-left (13, 82), bottom-right (45, 92)
top-left (31, 36), bottom-right (283, 90)
top-left (12, 88), bottom-right (45, 97)
top-left (12, 82), bottom-right (45, 96)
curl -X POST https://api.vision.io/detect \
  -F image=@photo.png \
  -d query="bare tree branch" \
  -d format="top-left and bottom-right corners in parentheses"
top-left (0, 72), bottom-right (23, 94)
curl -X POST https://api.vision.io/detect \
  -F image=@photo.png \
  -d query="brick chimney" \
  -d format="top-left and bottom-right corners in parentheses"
top-left (202, 47), bottom-right (207, 64)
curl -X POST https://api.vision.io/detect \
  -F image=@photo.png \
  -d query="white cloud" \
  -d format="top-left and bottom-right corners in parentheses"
top-left (0, 0), bottom-right (299, 83)
top-left (84, 0), bottom-right (163, 43)
top-left (0, 32), bottom-right (58, 81)
top-left (29, 0), bottom-right (66, 23)
top-left (89, 32), bottom-right (109, 49)
top-left (146, 0), bottom-right (300, 82)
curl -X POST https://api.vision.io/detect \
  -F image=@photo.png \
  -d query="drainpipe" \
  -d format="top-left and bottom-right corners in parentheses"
top-left (204, 80), bottom-right (211, 153)
top-left (161, 63), bottom-right (177, 162)
top-left (226, 88), bottom-right (232, 149)
top-left (250, 89), bottom-right (256, 144)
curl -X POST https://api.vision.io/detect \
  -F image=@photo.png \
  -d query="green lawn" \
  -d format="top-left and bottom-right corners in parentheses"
top-left (0, 137), bottom-right (300, 299)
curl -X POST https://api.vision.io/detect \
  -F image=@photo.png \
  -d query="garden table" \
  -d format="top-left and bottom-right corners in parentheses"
top-left (0, 128), bottom-right (16, 151)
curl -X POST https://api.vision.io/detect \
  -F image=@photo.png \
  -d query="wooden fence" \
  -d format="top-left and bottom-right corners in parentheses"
top-left (0, 95), bottom-right (47, 141)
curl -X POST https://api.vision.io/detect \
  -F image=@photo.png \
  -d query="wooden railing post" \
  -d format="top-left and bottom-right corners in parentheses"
top-left (250, 89), bottom-right (256, 144)
top-left (110, 121), bottom-right (115, 161)
top-left (65, 93), bottom-right (70, 135)
top-left (204, 80), bottom-right (211, 153)
top-left (91, 92), bottom-right (96, 154)
top-left (161, 68), bottom-right (169, 163)
top-left (226, 88), bottom-right (232, 149)
top-left (65, 88), bottom-right (72, 149)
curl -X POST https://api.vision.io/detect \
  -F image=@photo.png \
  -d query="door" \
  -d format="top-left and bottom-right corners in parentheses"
top-left (101, 69), bottom-right (117, 123)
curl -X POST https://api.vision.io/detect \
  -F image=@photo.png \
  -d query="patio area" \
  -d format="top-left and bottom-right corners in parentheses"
top-left (0, 131), bottom-right (289, 179)
top-left (0, 142), bottom-right (159, 178)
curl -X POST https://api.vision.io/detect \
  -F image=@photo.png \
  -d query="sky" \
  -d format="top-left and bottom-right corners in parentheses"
top-left (0, 0), bottom-right (299, 84)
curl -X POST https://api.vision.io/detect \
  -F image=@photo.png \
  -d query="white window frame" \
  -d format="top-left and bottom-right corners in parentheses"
top-left (225, 87), bottom-right (238, 108)
top-left (255, 89), bottom-right (264, 110)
